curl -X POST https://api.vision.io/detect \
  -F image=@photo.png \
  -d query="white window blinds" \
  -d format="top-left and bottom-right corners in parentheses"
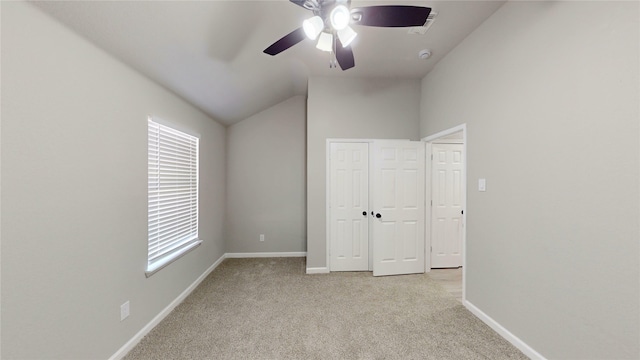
top-left (147, 118), bottom-right (200, 276)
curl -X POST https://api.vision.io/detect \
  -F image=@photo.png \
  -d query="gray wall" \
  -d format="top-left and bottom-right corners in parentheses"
top-left (420, 1), bottom-right (639, 358)
top-left (226, 96), bottom-right (306, 253)
top-left (1, 2), bottom-right (226, 358)
top-left (306, 77), bottom-right (421, 269)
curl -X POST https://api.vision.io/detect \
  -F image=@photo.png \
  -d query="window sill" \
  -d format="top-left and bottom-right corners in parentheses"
top-left (145, 239), bottom-right (202, 278)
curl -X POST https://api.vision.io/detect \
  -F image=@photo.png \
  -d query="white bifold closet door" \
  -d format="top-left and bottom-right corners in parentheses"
top-left (329, 140), bottom-right (425, 276)
top-left (329, 142), bottom-right (370, 271)
top-left (371, 141), bottom-right (425, 276)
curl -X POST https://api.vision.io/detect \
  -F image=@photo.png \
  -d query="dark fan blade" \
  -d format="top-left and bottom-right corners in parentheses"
top-left (335, 39), bottom-right (355, 71)
top-left (289, 0), bottom-right (308, 9)
top-left (352, 5), bottom-right (431, 27)
top-left (263, 27), bottom-right (306, 56)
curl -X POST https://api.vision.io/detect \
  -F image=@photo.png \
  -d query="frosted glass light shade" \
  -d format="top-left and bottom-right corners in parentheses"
top-left (330, 5), bottom-right (350, 30)
top-left (337, 26), bottom-right (357, 47)
top-left (316, 32), bottom-right (334, 52)
top-left (303, 16), bottom-right (324, 40)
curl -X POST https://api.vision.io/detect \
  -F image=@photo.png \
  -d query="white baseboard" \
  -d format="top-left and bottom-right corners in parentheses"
top-left (225, 252), bottom-right (306, 258)
top-left (464, 300), bottom-right (546, 360)
top-left (306, 267), bottom-right (329, 274)
top-left (109, 254), bottom-right (226, 360)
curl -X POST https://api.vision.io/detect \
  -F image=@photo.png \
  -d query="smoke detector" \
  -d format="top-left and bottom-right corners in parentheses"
top-left (418, 49), bottom-right (432, 60)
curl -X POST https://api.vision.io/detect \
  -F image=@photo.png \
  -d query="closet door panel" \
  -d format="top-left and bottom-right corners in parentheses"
top-left (329, 142), bottom-right (369, 271)
top-left (372, 141), bottom-right (425, 276)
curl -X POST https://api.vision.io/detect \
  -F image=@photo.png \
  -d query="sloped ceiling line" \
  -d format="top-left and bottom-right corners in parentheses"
top-left (32, 0), bottom-right (505, 125)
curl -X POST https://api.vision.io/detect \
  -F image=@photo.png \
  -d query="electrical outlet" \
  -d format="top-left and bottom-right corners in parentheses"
top-left (260, 234), bottom-right (265, 242)
top-left (120, 301), bottom-right (130, 321)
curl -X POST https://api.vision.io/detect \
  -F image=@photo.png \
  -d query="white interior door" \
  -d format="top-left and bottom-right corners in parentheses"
top-left (430, 143), bottom-right (463, 268)
top-left (329, 142), bottom-right (369, 271)
top-left (372, 140), bottom-right (425, 276)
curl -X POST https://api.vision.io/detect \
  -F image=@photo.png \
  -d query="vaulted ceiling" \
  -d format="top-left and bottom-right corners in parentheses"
top-left (32, 0), bottom-right (505, 125)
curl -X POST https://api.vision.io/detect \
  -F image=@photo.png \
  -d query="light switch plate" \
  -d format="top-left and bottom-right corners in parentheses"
top-left (120, 301), bottom-right (130, 321)
top-left (478, 178), bottom-right (486, 192)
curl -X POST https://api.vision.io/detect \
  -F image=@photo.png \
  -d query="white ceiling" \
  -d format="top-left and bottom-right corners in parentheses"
top-left (32, 0), bottom-right (505, 125)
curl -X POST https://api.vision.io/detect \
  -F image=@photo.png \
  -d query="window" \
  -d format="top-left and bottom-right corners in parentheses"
top-left (147, 118), bottom-right (200, 276)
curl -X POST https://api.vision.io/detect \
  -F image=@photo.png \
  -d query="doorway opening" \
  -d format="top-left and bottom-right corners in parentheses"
top-left (423, 124), bottom-right (467, 303)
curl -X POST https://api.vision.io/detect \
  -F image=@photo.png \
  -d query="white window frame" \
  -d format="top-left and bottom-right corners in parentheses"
top-left (146, 117), bottom-right (201, 277)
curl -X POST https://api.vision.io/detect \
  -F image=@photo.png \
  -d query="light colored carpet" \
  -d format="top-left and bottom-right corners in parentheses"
top-left (125, 257), bottom-right (527, 359)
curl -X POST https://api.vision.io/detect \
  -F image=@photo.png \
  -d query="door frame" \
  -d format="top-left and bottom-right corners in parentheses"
top-left (422, 124), bottom-right (467, 302)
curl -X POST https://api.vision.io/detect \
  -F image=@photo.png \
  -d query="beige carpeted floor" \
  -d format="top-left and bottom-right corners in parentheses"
top-left (125, 257), bottom-right (527, 360)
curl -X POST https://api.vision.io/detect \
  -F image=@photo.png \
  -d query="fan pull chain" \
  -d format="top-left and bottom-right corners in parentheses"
top-left (329, 33), bottom-right (337, 69)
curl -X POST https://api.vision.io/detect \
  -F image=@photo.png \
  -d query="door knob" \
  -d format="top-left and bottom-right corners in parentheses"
top-left (362, 211), bottom-right (367, 216)
top-left (375, 213), bottom-right (382, 219)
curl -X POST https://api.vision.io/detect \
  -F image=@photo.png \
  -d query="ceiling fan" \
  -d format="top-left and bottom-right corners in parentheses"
top-left (263, 0), bottom-right (432, 70)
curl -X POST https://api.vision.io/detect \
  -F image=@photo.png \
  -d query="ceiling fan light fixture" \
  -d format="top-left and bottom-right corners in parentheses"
top-left (330, 5), bottom-right (350, 30)
top-left (337, 26), bottom-right (357, 47)
top-left (303, 16), bottom-right (324, 40)
top-left (316, 32), bottom-right (334, 52)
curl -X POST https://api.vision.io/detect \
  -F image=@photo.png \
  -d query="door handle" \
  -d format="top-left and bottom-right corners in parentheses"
top-left (375, 213), bottom-right (382, 219)
top-left (362, 211), bottom-right (367, 217)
